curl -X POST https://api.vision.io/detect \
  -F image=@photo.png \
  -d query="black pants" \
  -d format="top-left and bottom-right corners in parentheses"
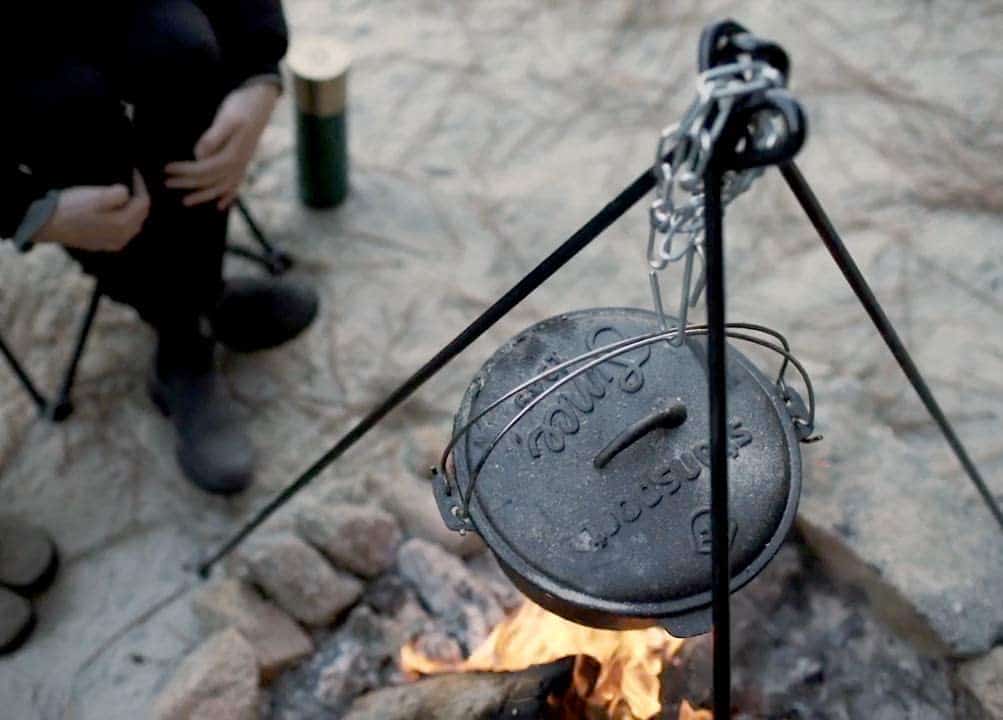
top-left (13, 0), bottom-right (235, 333)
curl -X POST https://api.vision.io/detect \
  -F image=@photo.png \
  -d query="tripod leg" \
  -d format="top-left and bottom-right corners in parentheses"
top-left (0, 332), bottom-right (49, 414)
top-left (779, 161), bottom-right (1003, 532)
top-left (704, 159), bottom-right (732, 716)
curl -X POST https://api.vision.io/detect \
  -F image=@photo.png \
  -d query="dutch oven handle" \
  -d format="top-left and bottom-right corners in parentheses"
top-left (593, 403), bottom-right (688, 469)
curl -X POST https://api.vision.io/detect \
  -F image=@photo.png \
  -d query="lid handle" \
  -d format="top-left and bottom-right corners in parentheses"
top-left (593, 403), bottom-right (688, 469)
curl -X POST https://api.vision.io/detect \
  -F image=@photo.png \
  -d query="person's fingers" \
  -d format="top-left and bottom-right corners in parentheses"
top-left (93, 184), bottom-right (131, 210)
top-left (194, 113), bottom-right (237, 160)
top-left (164, 154), bottom-right (234, 191)
top-left (132, 169), bottom-right (149, 199)
top-left (164, 172), bottom-right (221, 190)
top-left (217, 188), bottom-right (239, 211)
top-left (102, 198), bottom-right (148, 246)
top-left (182, 180), bottom-right (230, 207)
top-left (125, 191), bottom-right (151, 224)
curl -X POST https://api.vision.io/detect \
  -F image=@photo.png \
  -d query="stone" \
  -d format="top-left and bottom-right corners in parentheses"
top-left (797, 378), bottom-right (1003, 658)
top-left (295, 503), bottom-right (403, 578)
top-left (240, 533), bottom-right (364, 627)
top-left (313, 641), bottom-right (371, 708)
top-left (379, 471), bottom-right (485, 558)
top-left (396, 538), bottom-right (505, 652)
top-left (659, 539), bottom-right (956, 720)
top-left (956, 647), bottom-right (1003, 720)
top-left (153, 629), bottom-right (260, 720)
top-left (411, 630), bottom-right (464, 665)
top-left (269, 604), bottom-right (427, 718)
top-left (466, 550), bottom-right (526, 612)
top-left (362, 573), bottom-right (417, 616)
top-left (192, 579), bottom-right (313, 681)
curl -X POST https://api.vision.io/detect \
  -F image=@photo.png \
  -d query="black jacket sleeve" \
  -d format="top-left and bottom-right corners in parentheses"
top-left (1, 156), bottom-right (49, 243)
top-left (197, 0), bottom-right (289, 86)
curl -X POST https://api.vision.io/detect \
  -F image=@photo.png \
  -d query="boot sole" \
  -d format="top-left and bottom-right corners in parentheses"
top-left (2, 547), bottom-right (60, 598)
top-left (0, 607), bottom-right (36, 657)
top-left (214, 286), bottom-right (320, 354)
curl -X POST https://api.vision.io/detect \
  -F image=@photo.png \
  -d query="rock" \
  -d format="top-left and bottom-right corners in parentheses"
top-left (363, 573), bottom-right (417, 616)
top-left (380, 471), bottom-right (485, 558)
top-left (396, 538), bottom-right (505, 652)
top-left (295, 503), bottom-right (403, 578)
top-left (240, 533), bottom-right (364, 627)
top-left (797, 378), bottom-right (1003, 658)
top-left (411, 630), bottom-right (464, 665)
top-left (193, 579), bottom-right (313, 681)
top-left (659, 537), bottom-right (956, 720)
top-left (313, 641), bottom-right (372, 708)
top-left (466, 550), bottom-right (526, 612)
top-left (269, 604), bottom-right (427, 718)
top-left (956, 647), bottom-right (1003, 720)
top-left (153, 629), bottom-right (260, 720)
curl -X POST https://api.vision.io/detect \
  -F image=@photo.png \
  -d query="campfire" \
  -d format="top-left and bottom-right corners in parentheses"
top-left (400, 599), bottom-right (712, 720)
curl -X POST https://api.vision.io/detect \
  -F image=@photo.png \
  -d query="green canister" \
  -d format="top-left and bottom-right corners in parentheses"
top-left (286, 38), bottom-right (351, 208)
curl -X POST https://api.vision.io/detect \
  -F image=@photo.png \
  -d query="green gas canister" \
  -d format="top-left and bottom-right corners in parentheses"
top-left (286, 38), bottom-right (350, 208)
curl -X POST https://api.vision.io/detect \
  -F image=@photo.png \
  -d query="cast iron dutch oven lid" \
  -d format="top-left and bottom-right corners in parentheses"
top-left (437, 307), bottom-right (802, 637)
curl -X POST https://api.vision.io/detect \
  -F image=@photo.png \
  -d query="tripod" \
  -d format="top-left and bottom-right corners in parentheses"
top-left (198, 19), bottom-right (1002, 715)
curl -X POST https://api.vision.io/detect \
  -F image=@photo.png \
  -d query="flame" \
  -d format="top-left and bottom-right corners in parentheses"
top-left (400, 600), bottom-right (710, 720)
top-left (678, 700), bottom-right (714, 720)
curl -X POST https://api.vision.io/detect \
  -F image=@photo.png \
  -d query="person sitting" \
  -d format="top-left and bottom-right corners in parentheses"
top-left (2, 0), bottom-right (317, 496)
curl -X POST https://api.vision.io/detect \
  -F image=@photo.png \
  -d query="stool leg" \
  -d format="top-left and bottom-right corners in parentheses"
top-left (47, 283), bottom-right (103, 422)
top-left (0, 332), bottom-right (49, 414)
top-left (232, 198), bottom-right (292, 275)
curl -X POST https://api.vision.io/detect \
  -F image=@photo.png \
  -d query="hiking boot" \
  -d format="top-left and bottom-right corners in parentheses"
top-left (0, 587), bottom-right (34, 656)
top-left (0, 518), bottom-right (58, 595)
top-left (210, 276), bottom-right (319, 353)
top-left (150, 333), bottom-right (255, 495)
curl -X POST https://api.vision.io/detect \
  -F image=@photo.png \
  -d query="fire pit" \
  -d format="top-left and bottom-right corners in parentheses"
top-left (260, 530), bottom-right (957, 719)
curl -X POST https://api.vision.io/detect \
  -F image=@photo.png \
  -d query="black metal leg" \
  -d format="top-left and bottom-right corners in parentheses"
top-left (230, 197), bottom-right (292, 276)
top-left (0, 331), bottom-right (49, 414)
top-left (780, 161), bottom-right (1003, 532)
top-left (1, 281), bottom-right (103, 422)
top-left (704, 158), bottom-right (732, 716)
top-left (46, 282), bottom-right (103, 422)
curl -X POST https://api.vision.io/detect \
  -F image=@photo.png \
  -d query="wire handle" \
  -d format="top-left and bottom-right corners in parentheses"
top-left (436, 322), bottom-right (818, 524)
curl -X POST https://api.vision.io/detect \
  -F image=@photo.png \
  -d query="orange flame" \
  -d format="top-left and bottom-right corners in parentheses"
top-left (678, 700), bottom-right (714, 720)
top-left (400, 600), bottom-right (710, 720)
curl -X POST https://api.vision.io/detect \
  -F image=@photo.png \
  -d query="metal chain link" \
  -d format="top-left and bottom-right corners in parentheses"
top-left (648, 60), bottom-right (785, 343)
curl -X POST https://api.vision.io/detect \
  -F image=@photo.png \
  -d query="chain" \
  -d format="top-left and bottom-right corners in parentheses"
top-left (648, 60), bottom-right (785, 343)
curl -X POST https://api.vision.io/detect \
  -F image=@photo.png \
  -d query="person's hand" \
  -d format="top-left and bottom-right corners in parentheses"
top-left (35, 170), bottom-right (150, 252)
top-left (164, 83), bottom-right (280, 210)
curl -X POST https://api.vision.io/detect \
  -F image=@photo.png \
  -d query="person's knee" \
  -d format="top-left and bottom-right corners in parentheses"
top-left (128, 2), bottom-right (223, 92)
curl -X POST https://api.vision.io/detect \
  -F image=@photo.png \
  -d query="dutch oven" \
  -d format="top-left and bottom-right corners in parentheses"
top-left (434, 307), bottom-right (810, 637)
